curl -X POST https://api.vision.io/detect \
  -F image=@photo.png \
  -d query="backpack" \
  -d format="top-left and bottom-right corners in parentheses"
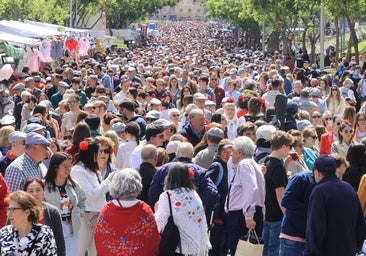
top-left (158, 192), bottom-right (181, 256)
top-left (211, 162), bottom-right (224, 187)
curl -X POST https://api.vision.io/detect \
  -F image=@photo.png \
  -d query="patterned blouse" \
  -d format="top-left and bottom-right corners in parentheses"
top-left (155, 189), bottom-right (210, 256)
top-left (0, 224), bottom-right (57, 255)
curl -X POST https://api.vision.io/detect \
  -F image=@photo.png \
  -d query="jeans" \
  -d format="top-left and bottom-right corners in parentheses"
top-left (262, 221), bottom-right (281, 256)
top-left (279, 238), bottom-right (305, 256)
top-left (209, 223), bottom-right (228, 256)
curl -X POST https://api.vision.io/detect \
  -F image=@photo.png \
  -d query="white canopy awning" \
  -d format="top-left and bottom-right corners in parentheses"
top-left (0, 20), bottom-right (66, 38)
top-left (23, 20), bottom-right (89, 34)
top-left (0, 31), bottom-right (40, 46)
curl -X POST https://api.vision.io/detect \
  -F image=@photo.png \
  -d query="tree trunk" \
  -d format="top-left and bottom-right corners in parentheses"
top-left (334, 18), bottom-right (340, 62)
top-left (345, 14), bottom-right (359, 63)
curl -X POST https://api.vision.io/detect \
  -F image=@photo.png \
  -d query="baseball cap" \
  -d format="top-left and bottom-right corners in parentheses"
top-left (256, 125), bottom-right (276, 142)
top-left (310, 88), bottom-right (321, 97)
top-left (58, 81), bottom-right (69, 88)
top-left (313, 155), bottom-right (336, 175)
top-left (153, 119), bottom-right (173, 128)
top-left (146, 110), bottom-right (160, 119)
top-left (25, 132), bottom-right (51, 146)
top-left (149, 98), bottom-right (162, 106)
top-left (286, 102), bottom-right (299, 114)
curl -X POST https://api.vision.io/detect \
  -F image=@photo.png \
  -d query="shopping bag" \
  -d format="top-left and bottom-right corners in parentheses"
top-left (235, 229), bottom-right (263, 256)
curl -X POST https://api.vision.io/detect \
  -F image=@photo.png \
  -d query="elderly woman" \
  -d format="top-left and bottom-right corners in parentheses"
top-left (155, 162), bottom-right (210, 255)
top-left (94, 168), bottom-right (160, 255)
top-left (223, 99), bottom-right (246, 140)
top-left (0, 190), bottom-right (57, 255)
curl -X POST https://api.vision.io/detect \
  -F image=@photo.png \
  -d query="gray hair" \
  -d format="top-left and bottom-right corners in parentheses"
top-left (110, 169), bottom-right (142, 200)
top-left (176, 142), bottom-right (194, 159)
top-left (232, 136), bottom-right (256, 158)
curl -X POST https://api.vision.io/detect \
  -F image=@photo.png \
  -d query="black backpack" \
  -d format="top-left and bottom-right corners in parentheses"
top-left (158, 192), bottom-right (181, 256)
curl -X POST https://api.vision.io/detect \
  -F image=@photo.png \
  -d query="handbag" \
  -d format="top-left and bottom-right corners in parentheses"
top-left (235, 229), bottom-right (263, 256)
top-left (84, 211), bottom-right (99, 229)
top-left (158, 192), bottom-right (181, 256)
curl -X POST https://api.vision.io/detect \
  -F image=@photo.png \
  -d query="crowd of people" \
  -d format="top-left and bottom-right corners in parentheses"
top-left (0, 20), bottom-right (366, 255)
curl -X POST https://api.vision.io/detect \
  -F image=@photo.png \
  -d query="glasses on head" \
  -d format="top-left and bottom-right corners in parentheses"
top-left (342, 129), bottom-right (353, 134)
top-left (6, 207), bottom-right (23, 213)
top-left (63, 136), bottom-right (72, 140)
top-left (99, 149), bottom-right (110, 154)
top-left (312, 115), bottom-right (321, 119)
top-left (67, 101), bottom-right (76, 105)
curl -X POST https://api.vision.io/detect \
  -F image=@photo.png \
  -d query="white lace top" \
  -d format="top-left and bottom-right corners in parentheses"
top-left (155, 189), bottom-right (211, 256)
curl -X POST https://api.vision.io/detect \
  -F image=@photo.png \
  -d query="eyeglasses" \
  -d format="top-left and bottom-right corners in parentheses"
top-left (99, 149), bottom-right (110, 154)
top-left (6, 207), bottom-right (23, 213)
top-left (171, 114), bottom-right (179, 117)
top-left (342, 129), bottom-right (353, 134)
top-left (67, 101), bottom-right (76, 105)
top-left (63, 136), bottom-right (72, 140)
top-left (312, 115), bottom-right (321, 119)
top-left (311, 95), bottom-right (319, 98)
top-left (331, 88), bottom-right (338, 91)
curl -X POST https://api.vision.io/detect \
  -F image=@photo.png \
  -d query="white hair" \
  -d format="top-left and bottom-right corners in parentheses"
top-left (232, 136), bottom-right (256, 157)
top-left (176, 142), bottom-right (194, 159)
top-left (110, 169), bottom-right (142, 200)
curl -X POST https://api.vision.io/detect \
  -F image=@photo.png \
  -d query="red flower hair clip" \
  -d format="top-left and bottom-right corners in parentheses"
top-left (238, 93), bottom-right (244, 101)
top-left (109, 146), bottom-right (114, 154)
top-left (205, 124), bottom-right (211, 131)
top-left (188, 168), bottom-right (195, 180)
top-left (151, 93), bottom-right (156, 98)
top-left (79, 141), bottom-right (89, 151)
top-left (342, 119), bottom-right (349, 125)
top-left (226, 97), bottom-right (234, 103)
top-left (207, 94), bottom-right (211, 100)
top-left (257, 97), bottom-right (265, 106)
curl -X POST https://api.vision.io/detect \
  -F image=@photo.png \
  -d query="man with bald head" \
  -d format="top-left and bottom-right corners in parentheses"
top-left (137, 144), bottom-right (158, 204)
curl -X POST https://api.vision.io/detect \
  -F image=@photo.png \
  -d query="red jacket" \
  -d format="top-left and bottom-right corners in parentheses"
top-left (0, 173), bottom-right (9, 227)
top-left (320, 132), bottom-right (334, 155)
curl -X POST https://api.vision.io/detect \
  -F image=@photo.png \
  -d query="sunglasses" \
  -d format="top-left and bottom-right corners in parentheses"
top-left (67, 101), bottom-right (76, 105)
top-left (171, 114), bottom-right (180, 117)
top-left (311, 136), bottom-right (318, 140)
top-left (99, 149), bottom-right (110, 154)
top-left (336, 122), bottom-right (341, 126)
top-left (325, 117), bottom-right (332, 121)
top-left (312, 115), bottom-right (321, 119)
top-left (63, 136), bottom-right (72, 140)
top-left (342, 129), bottom-right (353, 134)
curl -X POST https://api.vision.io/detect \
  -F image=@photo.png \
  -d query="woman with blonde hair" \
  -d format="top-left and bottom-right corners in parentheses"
top-left (0, 126), bottom-right (14, 156)
top-left (353, 112), bottom-right (366, 142)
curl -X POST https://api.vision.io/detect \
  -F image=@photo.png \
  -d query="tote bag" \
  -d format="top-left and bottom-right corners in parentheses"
top-left (235, 229), bottom-right (263, 256)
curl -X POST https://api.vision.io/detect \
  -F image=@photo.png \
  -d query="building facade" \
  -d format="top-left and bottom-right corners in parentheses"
top-left (151, 0), bottom-right (207, 21)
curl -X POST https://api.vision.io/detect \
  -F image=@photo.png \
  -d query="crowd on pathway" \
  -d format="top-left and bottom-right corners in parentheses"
top-left (0, 20), bottom-right (366, 256)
